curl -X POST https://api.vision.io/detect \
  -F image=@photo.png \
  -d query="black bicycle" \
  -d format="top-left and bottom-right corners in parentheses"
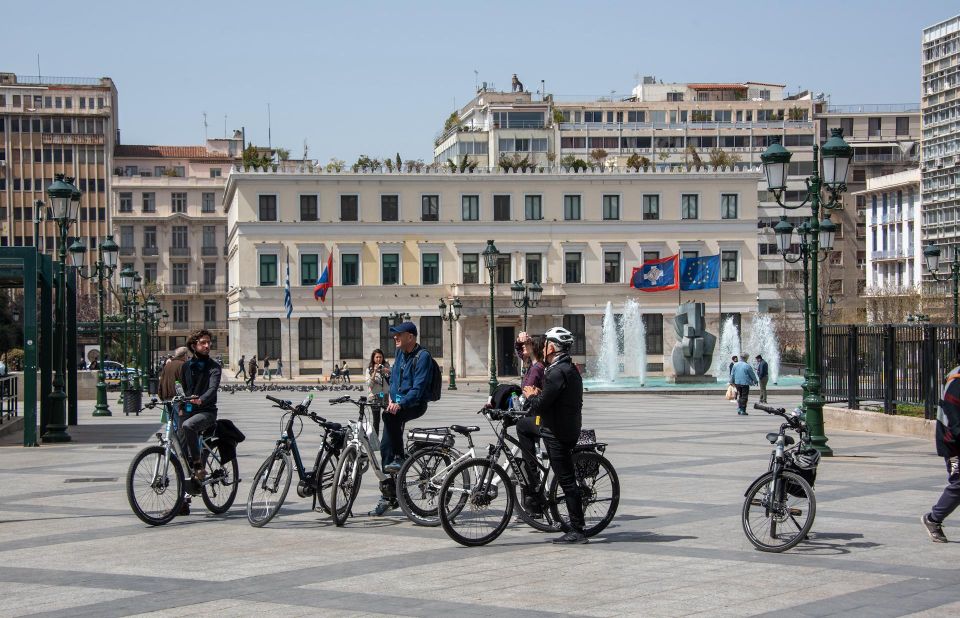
top-left (437, 408), bottom-right (619, 546)
top-left (742, 403), bottom-right (820, 552)
top-left (246, 394), bottom-right (346, 527)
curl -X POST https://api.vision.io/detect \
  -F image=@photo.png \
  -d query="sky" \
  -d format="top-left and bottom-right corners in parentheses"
top-left (0, 1), bottom-right (953, 164)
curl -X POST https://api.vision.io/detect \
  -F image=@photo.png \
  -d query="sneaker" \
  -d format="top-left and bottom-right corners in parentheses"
top-left (552, 530), bottom-right (589, 544)
top-left (368, 497), bottom-right (397, 516)
top-left (922, 513), bottom-right (948, 543)
top-left (178, 499), bottom-right (191, 516)
top-left (383, 459), bottom-right (403, 474)
top-left (522, 495), bottom-right (545, 516)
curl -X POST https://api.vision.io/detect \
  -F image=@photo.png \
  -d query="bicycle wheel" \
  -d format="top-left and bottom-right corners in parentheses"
top-left (515, 467), bottom-right (563, 533)
top-left (126, 445), bottom-right (185, 526)
top-left (331, 444), bottom-right (363, 526)
top-left (396, 446), bottom-right (462, 527)
top-left (438, 457), bottom-right (513, 547)
top-left (246, 449), bottom-right (292, 527)
top-left (549, 451), bottom-right (620, 537)
top-left (201, 444), bottom-right (239, 514)
top-left (311, 449), bottom-right (339, 515)
top-left (742, 470), bottom-right (815, 552)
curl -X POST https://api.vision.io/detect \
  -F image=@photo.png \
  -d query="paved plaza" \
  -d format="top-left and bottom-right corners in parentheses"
top-left (0, 388), bottom-right (958, 617)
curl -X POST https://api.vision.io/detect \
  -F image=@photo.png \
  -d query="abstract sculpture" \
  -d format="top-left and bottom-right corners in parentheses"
top-left (670, 302), bottom-right (716, 376)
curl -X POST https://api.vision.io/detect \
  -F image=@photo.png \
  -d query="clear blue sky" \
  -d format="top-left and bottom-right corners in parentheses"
top-left (0, 1), bottom-right (951, 163)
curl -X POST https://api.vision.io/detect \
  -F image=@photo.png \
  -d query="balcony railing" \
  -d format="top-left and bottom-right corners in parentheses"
top-left (201, 246), bottom-right (218, 256)
top-left (169, 246), bottom-right (190, 256)
top-left (198, 284), bottom-right (226, 294)
top-left (142, 246), bottom-right (159, 257)
top-left (163, 284), bottom-right (195, 294)
top-left (161, 320), bottom-right (227, 332)
top-left (119, 247), bottom-right (135, 256)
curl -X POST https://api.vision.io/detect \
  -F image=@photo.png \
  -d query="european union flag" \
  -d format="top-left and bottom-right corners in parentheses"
top-left (679, 255), bottom-right (720, 291)
top-left (631, 254), bottom-right (678, 292)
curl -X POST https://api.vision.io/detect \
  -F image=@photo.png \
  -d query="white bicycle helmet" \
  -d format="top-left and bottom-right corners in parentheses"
top-left (544, 326), bottom-right (575, 350)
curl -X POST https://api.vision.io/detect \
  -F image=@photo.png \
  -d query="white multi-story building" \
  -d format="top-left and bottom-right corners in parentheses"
top-left (859, 169), bottom-right (922, 291)
top-left (224, 167), bottom-right (760, 379)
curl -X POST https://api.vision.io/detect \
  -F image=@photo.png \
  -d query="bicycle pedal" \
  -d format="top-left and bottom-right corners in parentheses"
top-left (788, 507), bottom-right (803, 516)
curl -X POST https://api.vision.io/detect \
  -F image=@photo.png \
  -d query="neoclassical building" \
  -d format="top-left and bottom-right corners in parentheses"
top-left (224, 167), bottom-right (759, 378)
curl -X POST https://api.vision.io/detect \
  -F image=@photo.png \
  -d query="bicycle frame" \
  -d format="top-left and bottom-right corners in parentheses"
top-left (340, 399), bottom-right (388, 483)
top-left (478, 412), bottom-right (551, 497)
top-left (150, 398), bottom-right (221, 491)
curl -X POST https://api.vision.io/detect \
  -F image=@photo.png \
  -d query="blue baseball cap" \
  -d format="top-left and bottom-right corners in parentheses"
top-left (389, 321), bottom-right (417, 336)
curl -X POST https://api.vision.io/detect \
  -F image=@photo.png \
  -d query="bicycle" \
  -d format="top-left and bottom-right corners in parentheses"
top-left (328, 395), bottom-right (393, 526)
top-left (742, 403), bottom-right (820, 552)
top-left (126, 395), bottom-right (240, 526)
top-left (437, 408), bottom-right (619, 546)
top-left (246, 394), bottom-right (346, 527)
top-left (396, 420), bottom-right (561, 531)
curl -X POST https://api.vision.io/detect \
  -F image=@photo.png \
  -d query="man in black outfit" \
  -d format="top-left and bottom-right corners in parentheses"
top-left (180, 329), bottom-right (221, 484)
top-left (522, 326), bottom-right (587, 544)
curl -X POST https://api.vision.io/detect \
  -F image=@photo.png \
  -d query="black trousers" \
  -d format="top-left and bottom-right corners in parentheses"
top-left (178, 411), bottom-right (216, 466)
top-left (380, 402), bottom-right (427, 467)
top-left (735, 385), bottom-right (750, 411)
top-left (516, 416), bottom-right (542, 495)
top-left (542, 428), bottom-right (585, 532)
top-left (931, 456), bottom-right (960, 523)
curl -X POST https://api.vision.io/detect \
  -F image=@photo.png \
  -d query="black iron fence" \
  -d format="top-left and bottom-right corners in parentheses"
top-left (821, 324), bottom-right (960, 419)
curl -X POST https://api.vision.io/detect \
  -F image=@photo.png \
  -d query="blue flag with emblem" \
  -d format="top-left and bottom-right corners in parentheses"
top-left (679, 254), bottom-right (720, 291)
top-left (284, 252), bottom-right (293, 318)
top-left (631, 254), bottom-right (678, 291)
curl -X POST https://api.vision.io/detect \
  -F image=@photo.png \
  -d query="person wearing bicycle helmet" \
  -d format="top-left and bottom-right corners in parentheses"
top-left (522, 326), bottom-right (587, 544)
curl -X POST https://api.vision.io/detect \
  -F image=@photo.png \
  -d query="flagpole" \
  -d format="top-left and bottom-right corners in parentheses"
top-left (287, 248), bottom-right (292, 380)
top-left (331, 250), bottom-right (336, 378)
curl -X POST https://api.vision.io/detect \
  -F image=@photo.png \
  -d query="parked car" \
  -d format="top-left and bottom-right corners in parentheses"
top-left (102, 361), bottom-right (141, 386)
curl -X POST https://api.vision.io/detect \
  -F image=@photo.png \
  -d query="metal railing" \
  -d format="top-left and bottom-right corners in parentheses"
top-left (0, 375), bottom-right (19, 423)
top-left (201, 246), bottom-right (218, 256)
top-left (821, 323), bottom-right (960, 417)
top-left (161, 320), bottom-right (227, 331)
top-left (164, 284), bottom-right (195, 294)
top-left (142, 246), bottom-right (159, 256)
top-left (825, 103), bottom-right (920, 114)
top-left (198, 284), bottom-right (226, 293)
top-left (14, 75), bottom-right (106, 86)
top-left (119, 247), bottom-right (135, 256)
top-left (169, 246), bottom-right (190, 256)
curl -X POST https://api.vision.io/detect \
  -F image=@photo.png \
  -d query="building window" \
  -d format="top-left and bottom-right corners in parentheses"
top-left (381, 195), bottom-right (399, 221)
top-left (203, 262), bottom-right (216, 286)
top-left (203, 300), bottom-right (217, 327)
top-left (299, 317), bottom-right (323, 360)
top-left (301, 254), bottom-right (319, 286)
top-left (259, 195), bottom-right (277, 221)
top-left (564, 195), bottom-right (581, 220)
top-left (525, 253), bottom-right (542, 283)
top-left (201, 192), bottom-right (216, 213)
top-left (143, 226), bottom-right (157, 249)
top-left (143, 263), bottom-right (157, 283)
top-left (341, 253), bottom-right (359, 285)
top-left (171, 192), bottom-right (187, 213)
top-left (643, 250), bottom-right (660, 263)
top-left (565, 252), bottom-right (582, 283)
top-left (422, 253), bottom-right (440, 285)
top-left (604, 251), bottom-right (621, 283)
top-left (839, 118), bottom-right (854, 137)
top-left (142, 192), bottom-right (156, 213)
top-left (896, 116), bottom-right (910, 136)
top-left (681, 194), bottom-right (699, 219)
top-left (120, 225), bottom-right (134, 248)
top-left (171, 226), bottom-right (188, 249)
top-left (562, 314), bottom-right (586, 355)
top-left (202, 226), bottom-right (216, 250)
top-left (868, 117), bottom-right (881, 137)
top-left (721, 250), bottom-right (738, 282)
top-left (496, 255), bottom-right (511, 284)
top-left (257, 318), bottom-right (281, 360)
top-left (382, 253), bottom-right (400, 285)
top-left (422, 195), bottom-right (439, 221)
top-left (643, 314), bottom-right (663, 354)
top-left (300, 195), bottom-right (318, 221)
top-left (259, 254), bottom-right (278, 286)
top-left (340, 195), bottom-right (358, 221)
top-left (524, 195), bottom-right (543, 220)
top-left (463, 253), bottom-right (479, 284)
top-left (642, 195), bottom-right (660, 220)
top-left (602, 195), bottom-right (620, 220)
top-left (462, 195), bottom-right (479, 221)
top-left (493, 195), bottom-right (511, 221)
top-left (119, 192), bottom-right (133, 213)
top-left (172, 300), bottom-right (189, 325)
top-left (721, 194), bottom-right (738, 219)
top-left (339, 317), bottom-right (362, 359)
top-left (210, 168), bottom-right (222, 178)
top-left (420, 316), bottom-right (443, 358)
top-left (379, 317), bottom-right (393, 353)
top-left (682, 250), bottom-right (699, 261)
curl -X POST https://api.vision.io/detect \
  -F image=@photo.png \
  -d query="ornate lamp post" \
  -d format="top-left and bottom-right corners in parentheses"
top-left (483, 240), bottom-right (501, 395)
top-left (72, 235), bottom-right (119, 416)
top-left (922, 244), bottom-right (960, 324)
top-left (762, 128), bottom-right (852, 456)
top-left (146, 296), bottom-right (160, 392)
top-left (118, 266), bottom-right (136, 396)
top-left (439, 297), bottom-right (462, 390)
top-left (388, 311), bottom-right (411, 326)
top-left (132, 273), bottom-right (144, 391)
top-left (42, 174), bottom-right (81, 442)
top-left (510, 279), bottom-right (542, 333)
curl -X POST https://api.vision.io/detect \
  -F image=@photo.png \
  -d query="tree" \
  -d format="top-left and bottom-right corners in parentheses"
top-left (708, 148), bottom-right (741, 169)
top-left (443, 111), bottom-right (462, 133)
top-left (447, 156), bottom-right (478, 173)
top-left (325, 158), bottom-right (345, 172)
top-left (352, 154), bottom-right (381, 172)
top-left (275, 147), bottom-right (291, 161)
top-left (242, 143), bottom-right (273, 169)
top-left (396, 153), bottom-right (402, 171)
top-left (626, 153), bottom-right (651, 171)
top-left (560, 154), bottom-right (588, 171)
top-left (589, 148), bottom-right (608, 166)
top-left (864, 285), bottom-right (921, 323)
top-left (0, 292), bottom-right (22, 355)
top-left (686, 144), bottom-right (703, 168)
top-left (788, 106), bottom-right (806, 121)
top-left (552, 108), bottom-right (564, 125)
top-left (498, 154), bottom-right (535, 172)
top-left (404, 159), bottom-right (425, 173)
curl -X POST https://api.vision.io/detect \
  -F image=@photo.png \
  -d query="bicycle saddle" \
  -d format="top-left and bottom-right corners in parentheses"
top-left (450, 425), bottom-right (480, 435)
top-left (323, 422), bottom-right (342, 431)
top-left (766, 432), bottom-right (794, 446)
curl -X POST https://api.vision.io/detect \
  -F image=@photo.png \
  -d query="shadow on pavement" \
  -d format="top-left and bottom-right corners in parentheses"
top-left (590, 531), bottom-right (698, 543)
top-left (790, 531), bottom-right (882, 555)
top-left (69, 423), bottom-right (158, 444)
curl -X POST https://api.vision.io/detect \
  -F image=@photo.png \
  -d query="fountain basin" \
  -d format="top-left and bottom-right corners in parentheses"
top-left (582, 374), bottom-right (805, 393)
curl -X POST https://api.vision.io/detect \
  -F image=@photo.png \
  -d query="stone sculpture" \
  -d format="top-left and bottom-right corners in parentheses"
top-left (670, 302), bottom-right (716, 376)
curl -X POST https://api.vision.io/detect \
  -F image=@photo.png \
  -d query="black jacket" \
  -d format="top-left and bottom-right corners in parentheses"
top-left (526, 354), bottom-right (582, 443)
top-left (181, 356), bottom-right (221, 415)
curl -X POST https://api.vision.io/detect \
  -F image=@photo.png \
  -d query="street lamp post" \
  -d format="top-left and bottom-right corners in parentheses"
top-left (922, 244), bottom-right (960, 324)
top-left (439, 297), bottom-right (462, 390)
top-left (388, 311), bottom-right (411, 326)
top-left (118, 266), bottom-right (136, 397)
top-left (132, 273), bottom-right (143, 392)
top-left (146, 296), bottom-right (160, 393)
top-left (510, 279), bottom-right (543, 333)
top-left (72, 235), bottom-right (119, 416)
top-left (42, 174), bottom-right (82, 442)
top-left (483, 240), bottom-right (501, 395)
top-left (762, 129), bottom-right (852, 457)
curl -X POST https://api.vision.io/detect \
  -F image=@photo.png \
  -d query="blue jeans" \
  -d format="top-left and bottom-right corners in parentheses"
top-left (379, 402), bottom-right (427, 469)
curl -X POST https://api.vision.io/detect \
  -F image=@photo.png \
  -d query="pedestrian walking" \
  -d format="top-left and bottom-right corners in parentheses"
top-left (235, 355), bottom-right (247, 380)
top-left (264, 357), bottom-right (272, 381)
top-left (365, 349), bottom-right (391, 436)
top-left (276, 358), bottom-right (283, 378)
top-left (729, 355), bottom-right (758, 415)
top-left (755, 354), bottom-right (769, 403)
top-left (246, 356), bottom-right (258, 387)
top-left (922, 364), bottom-right (960, 543)
top-left (341, 361), bottom-right (351, 384)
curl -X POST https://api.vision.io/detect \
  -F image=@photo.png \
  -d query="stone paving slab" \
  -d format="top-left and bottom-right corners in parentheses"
top-left (0, 390), bottom-right (958, 617)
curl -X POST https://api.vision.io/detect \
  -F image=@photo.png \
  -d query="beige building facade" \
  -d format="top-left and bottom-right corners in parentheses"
top-left (225, 168), bottom-right (759, 379)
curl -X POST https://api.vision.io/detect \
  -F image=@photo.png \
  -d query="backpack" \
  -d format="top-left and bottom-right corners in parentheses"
top-left (407, 348), bottom-right (443, 403)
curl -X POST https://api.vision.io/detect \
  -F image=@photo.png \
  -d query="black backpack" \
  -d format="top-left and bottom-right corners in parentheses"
top-left (408, 348), bottom-right (442, 403)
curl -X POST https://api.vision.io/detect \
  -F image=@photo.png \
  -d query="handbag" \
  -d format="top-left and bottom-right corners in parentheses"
top-left (725, 384), bottom-right (737, 401)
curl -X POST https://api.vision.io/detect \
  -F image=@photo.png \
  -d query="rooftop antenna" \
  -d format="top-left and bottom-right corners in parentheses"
top-left (203, 111), bottom-right (208, 141)
top-left (303, 138), bottom-right (309, 161)
top-left (224, 114), bottom-right (227, 139)
top-left (474, 69), bottom-right (479, 92)
top-left (37, 54), bottom-right (41, 81)
top-left (267, 103), bottom-right (272, 151)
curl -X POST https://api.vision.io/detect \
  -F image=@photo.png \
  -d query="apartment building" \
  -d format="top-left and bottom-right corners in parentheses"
top-left (922, 15), bottom-right (960, 281)
top-left (224, 167), bottom-right (759, 378)
top-left (0, 72), bottom-right (118, 295)
top-left (858, 169), bottom-right (922, 292)
top-left (112, 137), bottom-right (241, 355)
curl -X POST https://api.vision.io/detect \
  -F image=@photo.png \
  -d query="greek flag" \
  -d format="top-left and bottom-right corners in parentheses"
top-left (284, 252), bottom-right (293, 318)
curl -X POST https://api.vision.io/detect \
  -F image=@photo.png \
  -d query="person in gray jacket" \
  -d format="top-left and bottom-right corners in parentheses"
top-left (729, 356), bottom-right (759, 415)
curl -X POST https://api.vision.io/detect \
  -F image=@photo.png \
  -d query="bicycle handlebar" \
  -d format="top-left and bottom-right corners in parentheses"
top-left (753, 403), bottom-right (786, 415)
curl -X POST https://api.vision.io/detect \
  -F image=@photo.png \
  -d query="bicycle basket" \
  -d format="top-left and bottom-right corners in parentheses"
top-left (577, 429), bottom-right (597, 446)
top-left (407, 427), bottom-right (454, 450)
top-left (574, 429), bottom-right (600, 476)
top-left (327, 429), bottom-right (346, 451)
top-left (784, 447), bottom-right (818, 496)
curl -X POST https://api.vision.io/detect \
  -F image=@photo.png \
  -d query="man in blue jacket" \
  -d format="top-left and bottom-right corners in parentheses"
top-left (370, 321), bottom-right (431, 515)
top-left (729, 355), bottom-right (758, 415)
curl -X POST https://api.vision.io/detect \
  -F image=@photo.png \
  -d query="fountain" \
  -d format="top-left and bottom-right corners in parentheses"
top-left (713, 316), bottom-right (742, 382)
top-left (748, 312), bottom-right (781, 384)
top-left (588, 300), bottom-right (647, 386)
top-left (595, 302), bottom-right (620, 383)
top-left (622, 299), bottom-right (647, 386)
